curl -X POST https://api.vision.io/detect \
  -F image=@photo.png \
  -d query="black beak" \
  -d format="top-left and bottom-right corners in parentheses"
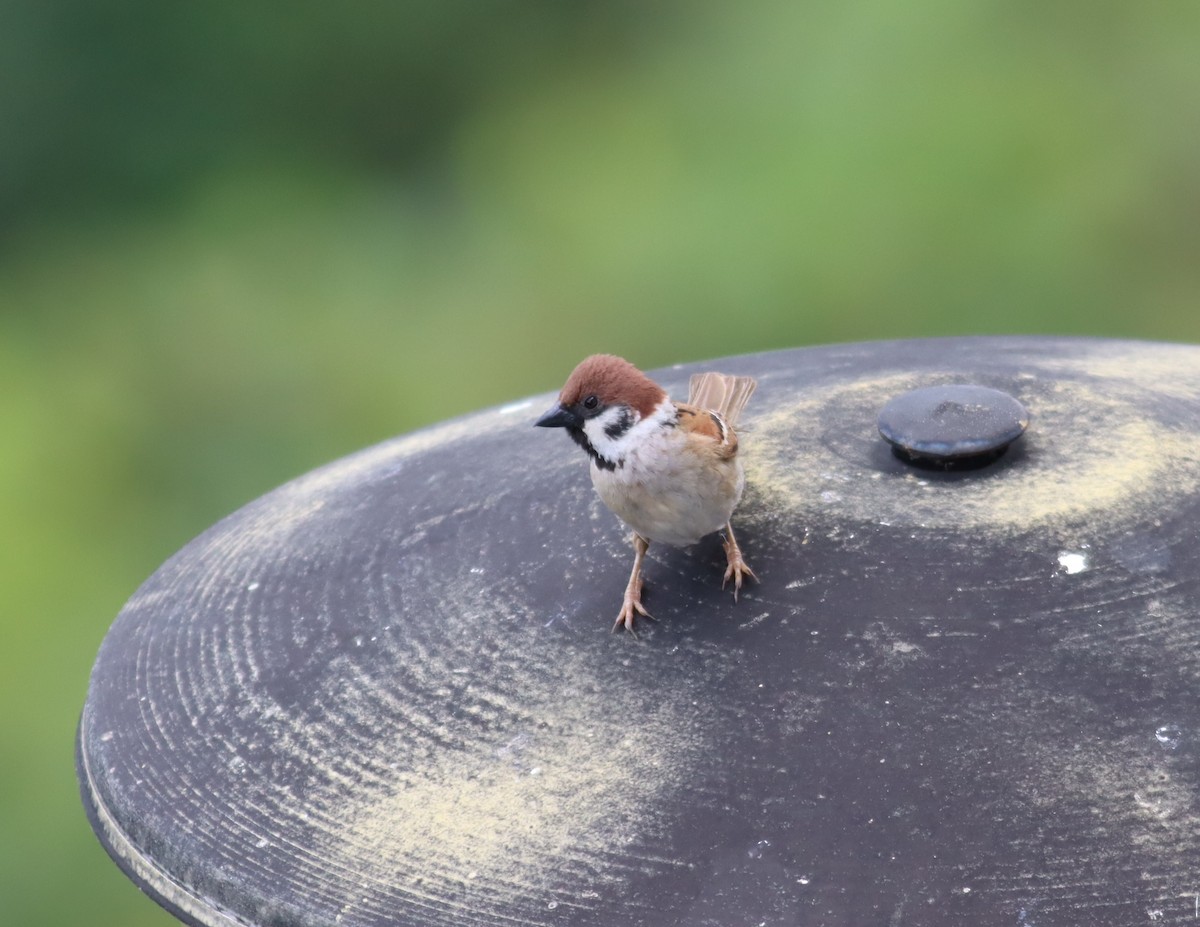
top-left (535, 402), bottom-right (580, 429)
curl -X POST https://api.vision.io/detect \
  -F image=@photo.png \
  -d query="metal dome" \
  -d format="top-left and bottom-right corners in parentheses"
top-left (79, 336), bottom-right (1200, 926)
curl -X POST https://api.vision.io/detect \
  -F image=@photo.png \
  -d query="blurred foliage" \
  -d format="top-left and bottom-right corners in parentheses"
top-left (2, 1), bottom-right (1199, 924)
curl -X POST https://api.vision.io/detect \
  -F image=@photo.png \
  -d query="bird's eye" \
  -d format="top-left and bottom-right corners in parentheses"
top-left (583, 395), bottom-right (599, 410)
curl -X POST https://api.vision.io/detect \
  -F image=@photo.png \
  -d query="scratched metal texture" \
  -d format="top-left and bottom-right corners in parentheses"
top-left (79, 337), bottom-right (1200, 927)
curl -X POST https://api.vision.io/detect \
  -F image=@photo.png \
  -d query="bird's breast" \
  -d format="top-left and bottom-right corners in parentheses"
top-left (590, 436), bottom-right (743, 546)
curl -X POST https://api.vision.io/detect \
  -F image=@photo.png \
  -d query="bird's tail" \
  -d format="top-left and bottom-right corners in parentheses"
top-left (688, 372), bottom-right (757, 426)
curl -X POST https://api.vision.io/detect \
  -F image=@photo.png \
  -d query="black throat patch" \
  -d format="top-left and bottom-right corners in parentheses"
top-left (567, 426), bottom-right (619, 471)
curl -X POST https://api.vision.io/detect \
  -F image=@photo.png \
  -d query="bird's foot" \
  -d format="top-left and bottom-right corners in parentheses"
top-left (614, 534), bottom-right (653, 634)
top-left (613, 575), bottom-right (653, 634)
top-left (722, 528), bottom-right (758, 602)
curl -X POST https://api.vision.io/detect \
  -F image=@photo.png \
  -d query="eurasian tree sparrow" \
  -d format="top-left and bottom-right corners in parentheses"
top-left (535, 354), bottom-right (758, 632)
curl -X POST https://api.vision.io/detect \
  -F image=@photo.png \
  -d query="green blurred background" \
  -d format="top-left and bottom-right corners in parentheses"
top-left (3, 1), bottom-right (1199, 923)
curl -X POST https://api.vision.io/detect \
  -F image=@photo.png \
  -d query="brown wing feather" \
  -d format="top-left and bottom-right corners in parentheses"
top-left (674, 402), bottom-right (738, 459)
top-left (688, 372), bottom-right (757, 426)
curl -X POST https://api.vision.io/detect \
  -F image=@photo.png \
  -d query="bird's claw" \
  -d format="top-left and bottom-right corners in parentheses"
top-left (722, 531), bottom-right (758, 602)
top-left (722, 559), bottom-right (758, 601)
top-left (613, 593), bottom-right (653, 634)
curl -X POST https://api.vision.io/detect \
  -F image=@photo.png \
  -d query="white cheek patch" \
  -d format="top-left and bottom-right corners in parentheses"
top-left (583, 399), bottom-right (677, 467)
top-left (583, 406), bottom-right (635, 464)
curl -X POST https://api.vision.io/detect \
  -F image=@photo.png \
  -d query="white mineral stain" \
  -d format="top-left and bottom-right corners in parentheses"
top-left (1039, 343), bottom-right (1200, 402)
top-left (322, 645), bottom-right (705, 911)
top-left (743, 343), bottom-right (1200, 535)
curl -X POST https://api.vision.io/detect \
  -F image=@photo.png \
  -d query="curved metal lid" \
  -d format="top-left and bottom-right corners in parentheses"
top-left (877, 383), bottom-right (1030, 466)
top-left (79, 336), bottom-right (1200, 926)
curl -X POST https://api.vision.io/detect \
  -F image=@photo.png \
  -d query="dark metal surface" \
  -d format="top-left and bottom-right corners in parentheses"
top-left (79, 337), bottom-right (1200, 927)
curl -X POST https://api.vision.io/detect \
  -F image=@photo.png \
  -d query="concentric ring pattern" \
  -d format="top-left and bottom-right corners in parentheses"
top-left (80, 338), bottom-right (1200, 926)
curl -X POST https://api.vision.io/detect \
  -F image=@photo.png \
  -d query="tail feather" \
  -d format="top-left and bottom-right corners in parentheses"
top-left (688, 372), bottom-right (757, 426)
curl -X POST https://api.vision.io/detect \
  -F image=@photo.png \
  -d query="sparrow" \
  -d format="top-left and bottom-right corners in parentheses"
top-left (535, 354), bottom-right (758, 632)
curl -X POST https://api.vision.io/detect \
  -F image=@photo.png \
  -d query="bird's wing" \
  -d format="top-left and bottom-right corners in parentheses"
top-left (687, 372), bottom-right (757, 426)
top-left (674, 402), bottom-right (738, 459)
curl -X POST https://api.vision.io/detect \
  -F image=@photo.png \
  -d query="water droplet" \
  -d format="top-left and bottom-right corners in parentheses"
top-left (798, 875), bottom-right (811, 886)
top-left (1155, 723), bottom-right (1183, 750)
top-left (1057, 551), bottom-right (1089, 574)
top-left (547, 900), bottom-right (559, 911)
top-left (99, 730), bottom-right (114, 742)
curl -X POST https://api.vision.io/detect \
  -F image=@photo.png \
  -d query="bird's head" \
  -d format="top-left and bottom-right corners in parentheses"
top-left (534, 354), bottom-right (668, 468)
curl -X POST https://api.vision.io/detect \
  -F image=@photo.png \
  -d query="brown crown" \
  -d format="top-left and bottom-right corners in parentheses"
top-left (558, 354), bottom-right (667, 419)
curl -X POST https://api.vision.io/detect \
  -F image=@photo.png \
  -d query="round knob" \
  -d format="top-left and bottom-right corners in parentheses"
top-left (877, 383), bottom-right (1029, 468)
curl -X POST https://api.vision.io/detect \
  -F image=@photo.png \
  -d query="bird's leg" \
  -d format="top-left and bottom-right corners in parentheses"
top-left (614, 533), bottom-right (653, 633)
top-left (721, 523), bottom-right (758, 601)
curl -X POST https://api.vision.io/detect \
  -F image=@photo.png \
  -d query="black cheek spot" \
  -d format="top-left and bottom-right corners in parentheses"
top-left (604, 408), bottom-right (635, 441)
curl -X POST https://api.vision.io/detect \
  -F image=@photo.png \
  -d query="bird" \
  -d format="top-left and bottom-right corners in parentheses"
top-left (535, 354), bottom-right (758, 632)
